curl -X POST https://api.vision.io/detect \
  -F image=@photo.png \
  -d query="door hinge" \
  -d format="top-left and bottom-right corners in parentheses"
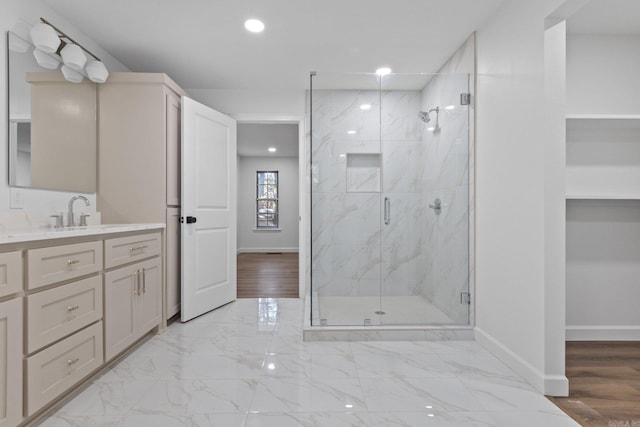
top-left (460, 292), bottom-right (471, 305)
top-left (460, 93), bottom-right (471, 106)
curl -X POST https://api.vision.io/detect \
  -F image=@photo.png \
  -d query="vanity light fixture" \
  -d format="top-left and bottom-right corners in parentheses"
top-left (245, 18), bottom-right (265, 33)
top-left (61, 64), bottom-right (84, 83)
top-left (268, 147), bottom-right (277, 153)
top-left (60, 43), bottom-right (86, 71)
top-left (445, 105), bottom-right (455, 110)
top-left (32, 49), bottom-right (61, 69)
top-left (29, 22), bottom-right (60, 53)
top-left (347, 130), bottom-right (356, 134)
top-left (360, 104), bottom-right (372, 111)
top-left (375, 67), bottom-right (391, 76)
top-left (29, 18), bottom-right (109, 83)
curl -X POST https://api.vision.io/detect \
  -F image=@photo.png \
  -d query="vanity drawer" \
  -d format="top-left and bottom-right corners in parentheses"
top-left (26, 321), bottom-right (103, 415)
top-left (104, 232), bottom-right (161, 269)
top-left (27, 241), bottom-right (103, 290)
top-left (27, 275), bottom-right (103, 353)
top-left (0, 250), bottom-right (23, 298)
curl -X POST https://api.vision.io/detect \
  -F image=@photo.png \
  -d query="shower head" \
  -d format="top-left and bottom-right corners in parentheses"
top-left (418, 111), bottom-right (431, 123)
top-left (418, 106), bottom-right (440, 123)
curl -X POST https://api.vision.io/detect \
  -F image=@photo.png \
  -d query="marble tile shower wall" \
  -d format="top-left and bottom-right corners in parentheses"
top-left (311, 89), bottom-right (424, 300)
top-left (419, 72), bottom-right (470, 323)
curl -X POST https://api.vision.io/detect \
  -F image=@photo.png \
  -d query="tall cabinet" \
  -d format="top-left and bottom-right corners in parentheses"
top-left (98, 73), bottom-right (186, 320)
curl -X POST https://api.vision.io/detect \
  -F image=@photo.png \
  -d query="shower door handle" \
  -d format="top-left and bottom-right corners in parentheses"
top-left (384, 197), bottom-right (391, 225)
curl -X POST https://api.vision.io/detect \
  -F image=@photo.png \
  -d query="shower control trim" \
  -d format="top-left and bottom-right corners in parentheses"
top-left (429, 198), bottom-right (442, 215)
top-left (384, 197), bottom-right (391, 225)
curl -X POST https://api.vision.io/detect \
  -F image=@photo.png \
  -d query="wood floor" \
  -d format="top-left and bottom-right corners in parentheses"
top-left (548, 342), bottom-right (640, 427)
top-left (237, 252), bottom-right (299, 298)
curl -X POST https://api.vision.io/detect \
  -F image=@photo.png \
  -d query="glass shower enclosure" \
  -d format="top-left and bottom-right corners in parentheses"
top-left (310, 72), bottom-right (472, 326)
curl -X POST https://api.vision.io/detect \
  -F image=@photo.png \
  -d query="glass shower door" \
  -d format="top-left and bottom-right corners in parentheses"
top-left (380, 73), bottom-right (471, 325)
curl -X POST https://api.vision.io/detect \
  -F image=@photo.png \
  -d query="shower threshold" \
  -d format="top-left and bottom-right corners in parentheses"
top-left (304, 293), bottom-right (474, 342)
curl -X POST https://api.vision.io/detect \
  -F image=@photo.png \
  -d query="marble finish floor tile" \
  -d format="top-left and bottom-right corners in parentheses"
top-left (41, 298), bottom-right (579, 426)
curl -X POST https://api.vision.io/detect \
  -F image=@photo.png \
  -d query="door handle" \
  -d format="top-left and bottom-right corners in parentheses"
top-left (186, 216), bottom-right (197, 224)
top-left (384, 197), bottom-right (390, 225)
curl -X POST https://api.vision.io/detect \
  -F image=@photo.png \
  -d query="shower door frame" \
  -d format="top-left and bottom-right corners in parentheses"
top-left (309, 72), bottom-right (476, 328)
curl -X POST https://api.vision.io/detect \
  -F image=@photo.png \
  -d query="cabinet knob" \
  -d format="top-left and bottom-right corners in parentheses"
top-left (67, 357), bottom-right (80, 366)
top-left (67, 259), bottom-right (80, 270)
top-left (66, 305), bottom-right (80, 312)
top-left (129, 245), bottom-right (148, 254)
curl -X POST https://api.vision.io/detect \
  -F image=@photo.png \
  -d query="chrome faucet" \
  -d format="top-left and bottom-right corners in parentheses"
top-left (68, 195), bottom-right (90, 227)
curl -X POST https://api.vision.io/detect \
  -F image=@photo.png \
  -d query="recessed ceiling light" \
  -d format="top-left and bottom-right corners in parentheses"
top-left (427, 126), bottom-right (435, 131)
top-left (345, 404), bottom-right (353, 409)
top-left (244, 19), bottom-right (265, 33)
top-left (360, 104), bottom-right (372, 111)
top-left (376, 67), bottom-right (391, 76)
top-left (268, 147), bottom-right (277, 152)
top-left (445, 105), bottom-right (455, 110)
top-left (347, 130), bottom-right (356, 134)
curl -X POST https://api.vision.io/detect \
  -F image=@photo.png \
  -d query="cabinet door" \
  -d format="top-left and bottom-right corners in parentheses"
top-left (0, 251), bottom-right (22, 298)
top-left (166, 91), bottom-right (181, 206)
top-left (0, 298), bottom-right (23, 426)
top-left (138, 258), bottom-right (162, 335)
top-left (104, 265), bottom-right (138, 361)
top-left (166, 208), bottom-right (181, 318)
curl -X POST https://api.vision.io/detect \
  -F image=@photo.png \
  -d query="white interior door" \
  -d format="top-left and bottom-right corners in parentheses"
top-left (181, 96), bottom-right (237, 322)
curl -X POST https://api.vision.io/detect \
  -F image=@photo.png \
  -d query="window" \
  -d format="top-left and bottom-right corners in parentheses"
top-left (256, 171), bottom-right (278, 228)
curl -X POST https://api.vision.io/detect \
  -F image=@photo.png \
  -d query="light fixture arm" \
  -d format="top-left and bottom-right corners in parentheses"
top-left (40, 17), bottom-right (101, 61)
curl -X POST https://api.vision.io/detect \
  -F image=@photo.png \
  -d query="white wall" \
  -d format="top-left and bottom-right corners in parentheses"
top-left (237, 156), bottom-right (299, 252)
top-left (0, 0), bottom-right (129, 213)
top-left (187, 89), bottom-right (305, 116)
top-left (567, 34), bottom-right (640, 115)
top-left (475, 0), bottom-right (567, 396)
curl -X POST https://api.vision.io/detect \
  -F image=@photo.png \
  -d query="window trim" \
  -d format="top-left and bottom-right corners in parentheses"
top-left (256, 170), bottom-right (279, 229)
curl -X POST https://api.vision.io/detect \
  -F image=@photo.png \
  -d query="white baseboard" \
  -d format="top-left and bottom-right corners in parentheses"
top-left (237, 247), bottom-right (299, 254)
top-left (566, 325), bottom-right (640, 341)
top-left (475, 327), bottom-right (568, 396)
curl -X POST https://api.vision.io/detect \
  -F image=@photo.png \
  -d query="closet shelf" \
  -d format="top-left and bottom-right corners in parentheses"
top-left (566, 194), bottom-right (640, 200)
top-left (566, 114), bottom-right (640, 120)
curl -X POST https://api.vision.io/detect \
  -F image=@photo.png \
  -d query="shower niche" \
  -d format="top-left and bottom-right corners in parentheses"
top-left (310, 69), bottom-right (474, 328)
top-left (346, 153), bottom-right (381, 192)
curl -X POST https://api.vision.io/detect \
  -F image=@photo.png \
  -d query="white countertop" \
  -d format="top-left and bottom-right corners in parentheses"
top-left (0, 223), bottom-right (165, 245)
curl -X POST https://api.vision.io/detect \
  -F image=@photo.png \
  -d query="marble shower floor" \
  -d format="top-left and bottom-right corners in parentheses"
top-left (316, 295), bottom-right (456, 326)
top-left (40, 298), bottom-right (579, 427)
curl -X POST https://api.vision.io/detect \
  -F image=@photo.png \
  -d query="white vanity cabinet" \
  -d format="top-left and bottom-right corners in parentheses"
top-left (103, 232), bottom-right (162, 361)
top-left (0, 298), bottom-right (23, 427)
top-left (0, 251), bottom-right (23, 427)
top-left (25, 241), bottom-right (104, 416)
top-left (98, 73), bottom-right (187, 321)
top-left (0, 225), bottom-right (164, 425)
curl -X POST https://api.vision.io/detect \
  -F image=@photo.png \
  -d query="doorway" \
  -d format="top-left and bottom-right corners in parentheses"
top-left (234, 118), bottom-right (304, 299)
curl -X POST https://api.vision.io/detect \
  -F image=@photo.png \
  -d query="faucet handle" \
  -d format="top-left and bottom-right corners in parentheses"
top-left (50, 213), bottom-right (64, 229)
top-left (79, 213), bottom-right (90, 227)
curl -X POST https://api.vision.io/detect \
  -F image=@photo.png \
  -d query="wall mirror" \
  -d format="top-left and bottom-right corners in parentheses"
top-left (7, 30), bottom-right (97, 193)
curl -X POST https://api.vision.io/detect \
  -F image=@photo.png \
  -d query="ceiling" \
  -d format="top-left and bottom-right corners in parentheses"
top-left (237, 123), bottom-right (299, 158)
top-left (567, 0), bottom-right (640, 35)
top-left (41, 0), bottom-right (506, 91)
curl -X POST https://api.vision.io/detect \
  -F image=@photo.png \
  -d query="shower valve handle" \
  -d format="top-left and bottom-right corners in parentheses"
top-left (429, 198), bottom-right (442, 214)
